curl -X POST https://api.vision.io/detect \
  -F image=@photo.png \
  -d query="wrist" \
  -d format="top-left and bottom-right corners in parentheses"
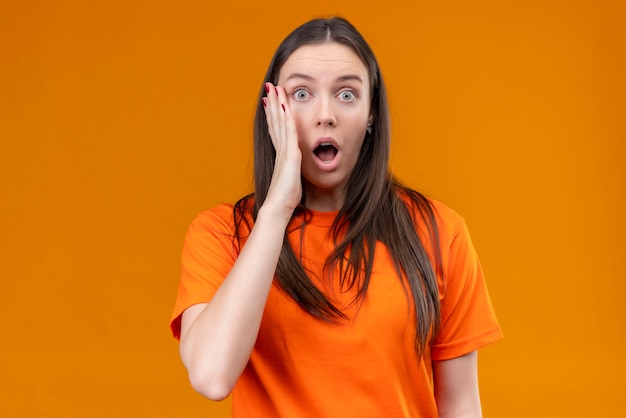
top-left (256, 203), bottom-right (294, 229)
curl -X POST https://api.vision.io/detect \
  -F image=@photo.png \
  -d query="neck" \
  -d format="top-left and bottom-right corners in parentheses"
top-left (304, 186), bottom-right (345, 212)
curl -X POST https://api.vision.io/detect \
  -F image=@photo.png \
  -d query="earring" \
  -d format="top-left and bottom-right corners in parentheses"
top-left (366, 123), bottom-right (372, 135)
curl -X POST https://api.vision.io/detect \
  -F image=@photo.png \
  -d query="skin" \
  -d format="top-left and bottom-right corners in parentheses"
top-left (435, 351), bottom-right (482, 417)
top-left (178, 41), bottom-right (482, 417)
top-left (274, 43), bottom-right (373, 211)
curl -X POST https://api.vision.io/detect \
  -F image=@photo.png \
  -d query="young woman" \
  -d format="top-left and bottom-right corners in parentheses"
top-left (171, 17), bottom-right (502, 417)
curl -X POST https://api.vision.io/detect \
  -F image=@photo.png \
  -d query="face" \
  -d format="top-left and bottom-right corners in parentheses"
top-left (277, 42), bottom-right (373, 208)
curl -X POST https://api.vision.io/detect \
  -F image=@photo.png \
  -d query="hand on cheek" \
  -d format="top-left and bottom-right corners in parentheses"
top-left (261, 82), bottom-right (302, 216)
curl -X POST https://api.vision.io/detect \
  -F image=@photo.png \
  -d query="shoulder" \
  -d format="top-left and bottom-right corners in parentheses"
top-left (189, 195), bottom-right (255, 234)
top-left (185, 197), bottom-right (256, 254)
top-left (395, 187), bottom-right (465, 242)
top-left (428, 198), bottom-right (466, 237)
top-left (178, 204), bottom-right (236, 270)
top-left (190, 203), bottom-right (235, 231)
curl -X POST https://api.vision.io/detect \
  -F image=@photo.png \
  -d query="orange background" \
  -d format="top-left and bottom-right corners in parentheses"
top-left (1, 1), bottom-right (624, 417)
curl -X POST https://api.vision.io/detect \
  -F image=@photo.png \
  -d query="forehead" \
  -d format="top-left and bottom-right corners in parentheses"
top-left (278, 42), bottom-right (369, 84)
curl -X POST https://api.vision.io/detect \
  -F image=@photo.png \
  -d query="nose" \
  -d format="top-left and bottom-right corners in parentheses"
top-left (315, 96), bottom-right (337, 128)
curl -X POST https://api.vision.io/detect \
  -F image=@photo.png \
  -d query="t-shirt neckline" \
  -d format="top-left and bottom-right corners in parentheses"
top-left (304, 208), bottom-right (339, 227)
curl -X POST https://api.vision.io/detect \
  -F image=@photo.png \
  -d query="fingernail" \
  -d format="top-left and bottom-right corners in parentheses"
top-left (281, 104), bottom-right (285, 112)
top-left (262, 98), bottom-right (268, 107)
top-left (265, 83), bottom-right (270, 94)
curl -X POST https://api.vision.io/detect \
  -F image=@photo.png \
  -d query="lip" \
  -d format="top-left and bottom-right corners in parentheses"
top-left (312, 137), bottom-right (341, 171)
top-left (313, 136), bottom-right (339, 149)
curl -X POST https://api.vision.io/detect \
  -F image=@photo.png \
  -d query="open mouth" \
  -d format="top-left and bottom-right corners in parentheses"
top-left (313, 143), bottom-right (338, 162)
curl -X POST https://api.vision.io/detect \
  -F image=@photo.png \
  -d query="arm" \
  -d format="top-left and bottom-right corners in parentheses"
top-left (179, 83), bottom-right (300, 400)
top-left (433, 351), bottom-right (482, 418)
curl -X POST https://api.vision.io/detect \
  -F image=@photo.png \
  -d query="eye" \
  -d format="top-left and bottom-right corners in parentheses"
top-left (292, 88), bottom-right (310, 101)
top-left (338, 90), bottom-right (357, 101)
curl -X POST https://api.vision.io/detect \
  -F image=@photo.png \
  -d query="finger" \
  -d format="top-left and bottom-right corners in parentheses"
top-left (273, 85), bottom-right (288, 146)
top-left (265, 83), bottom-right (287, 152)
top-left (279, 97), bottom-right (298, 152)
top-left (263, 82), bottom-right (280, 148)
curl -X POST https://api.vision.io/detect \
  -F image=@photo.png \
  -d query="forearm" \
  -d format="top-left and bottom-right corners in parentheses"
top-left (179, 205), bottom-right (290, 399)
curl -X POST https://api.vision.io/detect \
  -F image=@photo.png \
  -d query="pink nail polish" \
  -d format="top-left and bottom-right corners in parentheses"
top-left (265, 83), bottom-right (270, 94)
top-left (262, 98), bottom-right (268, 107)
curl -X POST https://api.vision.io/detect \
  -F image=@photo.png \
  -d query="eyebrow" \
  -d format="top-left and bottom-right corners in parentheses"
top-left (284, 73), bottom-right (364, 83)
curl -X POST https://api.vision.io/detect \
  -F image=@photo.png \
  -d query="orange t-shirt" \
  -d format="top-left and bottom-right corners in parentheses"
top-left (170, 199), bottom-right (503, 417)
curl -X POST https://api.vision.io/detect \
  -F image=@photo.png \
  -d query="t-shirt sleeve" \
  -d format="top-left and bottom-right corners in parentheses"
top-left (170, 205), bottom-right (239, 339)
top-left (430, 215), bottom-right (503, 361)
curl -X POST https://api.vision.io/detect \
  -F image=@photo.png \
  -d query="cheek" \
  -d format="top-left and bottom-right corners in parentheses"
top-left (290, 110), bottom-right (308, 139)
top-left (350, 138), bottom-right (366, 159)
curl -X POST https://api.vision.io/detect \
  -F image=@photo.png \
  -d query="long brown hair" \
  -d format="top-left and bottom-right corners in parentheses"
top-left (234, 17), bottom-right (442, 359)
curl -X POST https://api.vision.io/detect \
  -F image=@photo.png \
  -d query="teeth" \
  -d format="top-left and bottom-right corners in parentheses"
top-left (318, 143), bottom-right (337, 148)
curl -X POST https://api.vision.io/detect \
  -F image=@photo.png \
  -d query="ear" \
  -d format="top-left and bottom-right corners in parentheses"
top-left (368, 114), bottom-right (374, 125)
